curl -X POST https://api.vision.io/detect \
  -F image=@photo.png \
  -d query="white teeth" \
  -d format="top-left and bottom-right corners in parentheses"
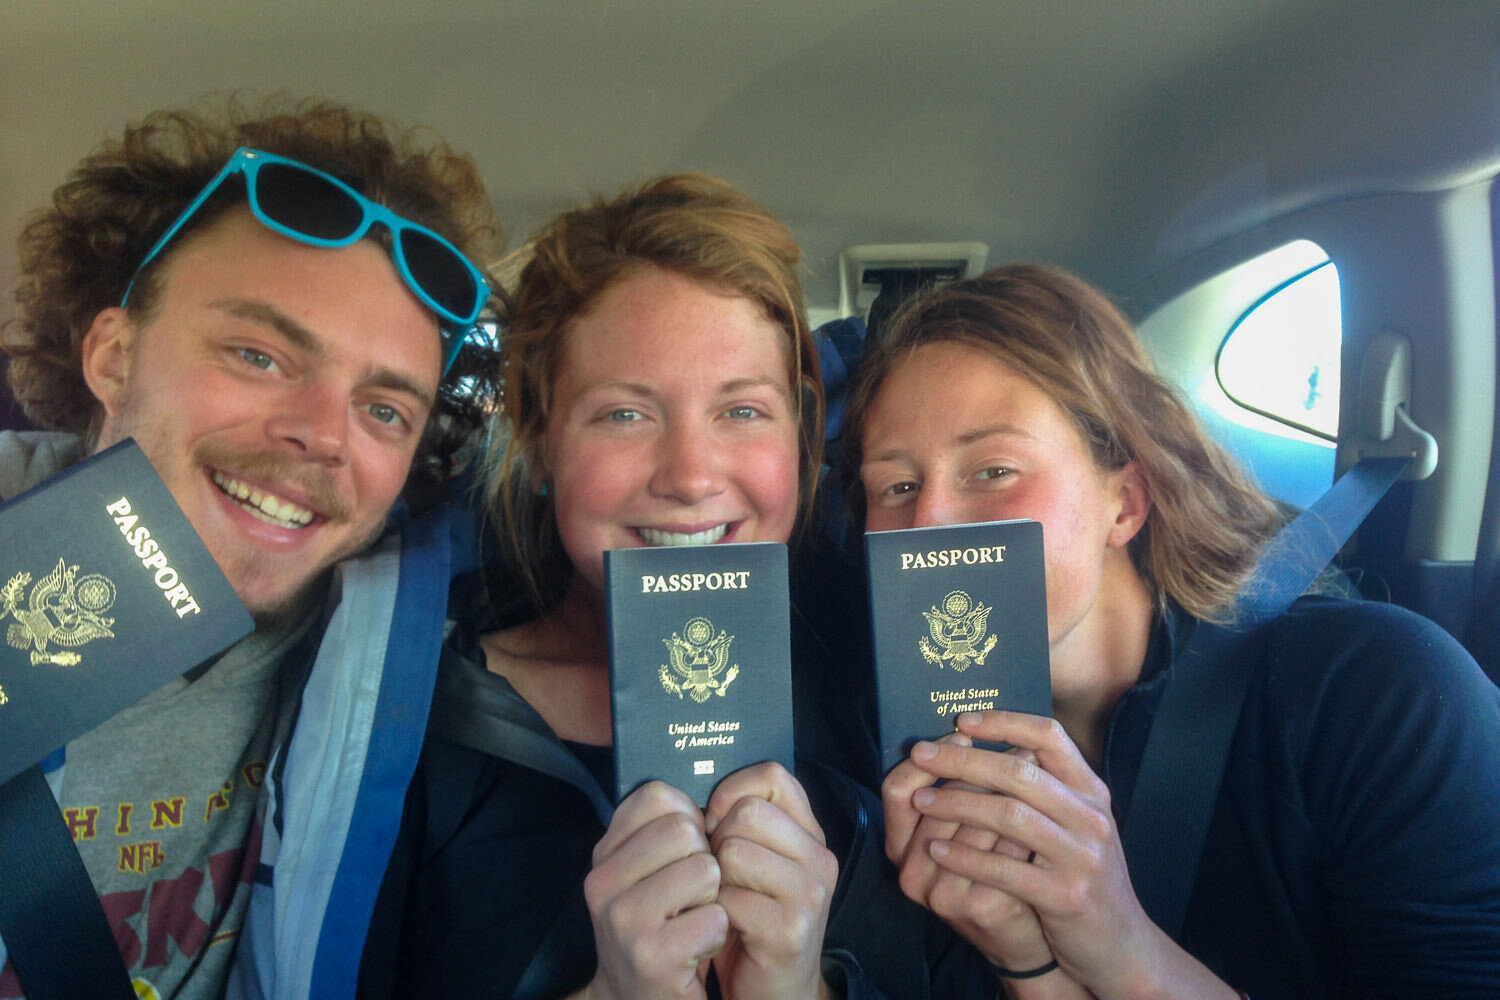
top-left (212, 471), bottom-right (315, 529)
top-left (638, 525), bottom-right (729, 547)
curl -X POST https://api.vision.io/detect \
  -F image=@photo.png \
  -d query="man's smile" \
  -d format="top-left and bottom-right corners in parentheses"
top-left (211, 469), bottom-right (317, 529)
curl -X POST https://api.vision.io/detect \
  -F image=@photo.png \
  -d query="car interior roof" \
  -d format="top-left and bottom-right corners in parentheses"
top-left (3, 0), bottom-right (1499, 311)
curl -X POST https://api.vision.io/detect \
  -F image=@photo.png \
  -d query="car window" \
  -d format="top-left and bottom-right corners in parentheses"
top-left (1137, 240), bottom-right (1338, 509)
top-left (1217, 261), bottom-right (1341, 440)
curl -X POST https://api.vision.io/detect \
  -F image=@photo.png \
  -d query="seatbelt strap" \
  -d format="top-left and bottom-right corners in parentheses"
top-left (0, 765), bottom-right (136, 999)
top-left (1123, 455), bottom-right (1410, 940)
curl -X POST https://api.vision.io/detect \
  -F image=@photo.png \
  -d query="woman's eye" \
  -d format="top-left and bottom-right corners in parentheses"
top-left (725, 405), bottom-right (761, 420)
top-left (368, 403), bottom-right (405, 427)
top-left (882, 481), bottom-right (919, 497)
top-left (975, 466), bottom-right (1010, 481)
top-left (236, 348), bottom-right (278, 371)
top-left (607, 408), bottom-right (642, 422)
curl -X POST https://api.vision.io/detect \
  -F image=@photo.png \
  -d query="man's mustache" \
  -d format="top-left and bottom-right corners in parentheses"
top-left (196, 445), bottom-right (353, 522)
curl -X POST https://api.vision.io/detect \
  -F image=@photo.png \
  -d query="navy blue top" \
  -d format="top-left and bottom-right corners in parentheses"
top-left (356, 608), bottom-right (992, 999)
top-left (1106, 597), bottom-right (1500, 997)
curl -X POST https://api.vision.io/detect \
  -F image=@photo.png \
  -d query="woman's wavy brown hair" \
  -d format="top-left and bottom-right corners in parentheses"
top-left (482, 173), bottom-right (822, 614)
top-left (2, 93), bottom-right (503, 488)
top-left (841, 263), bottom-right (1283, 623)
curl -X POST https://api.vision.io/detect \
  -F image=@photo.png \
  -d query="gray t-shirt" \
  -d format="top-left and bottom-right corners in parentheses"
top-left (56, 613), bottom-right (311, 1000)
top-left (0, 432), bottom-right (313, 1000)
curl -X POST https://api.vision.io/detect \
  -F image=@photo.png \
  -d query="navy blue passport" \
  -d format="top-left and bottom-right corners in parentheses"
top-left (605, 542), bottom-right (794, 806)
top-left (865, 519), bottom-right (1051, 774)
top-left (0, 438), bottom-right (253, 785)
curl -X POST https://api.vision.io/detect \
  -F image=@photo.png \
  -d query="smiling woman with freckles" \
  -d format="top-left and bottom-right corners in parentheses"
top-left (358, 175), bottom-right (992, 999)
top-left (490, 178), bottom-right (824, 1000)
top-left (838, 263), bottom-right (1500, 1000)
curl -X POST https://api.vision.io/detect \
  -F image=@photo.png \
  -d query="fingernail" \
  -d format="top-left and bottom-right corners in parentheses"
top-left (912, 741), bottom-right (938, 761)
top-left (913, 788), bottom-right (935, 808)
top-left (956, 712), bottom-right (980, 726)
top-left (929, 840), bottom-right (950, 858)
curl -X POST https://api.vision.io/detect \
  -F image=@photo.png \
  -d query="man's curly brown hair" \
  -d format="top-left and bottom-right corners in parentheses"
top-left (2, 93), bottom-right (503, 490)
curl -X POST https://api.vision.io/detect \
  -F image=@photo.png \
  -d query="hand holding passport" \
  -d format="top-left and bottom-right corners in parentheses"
top-left (603, 543), bottom-right (841, 998)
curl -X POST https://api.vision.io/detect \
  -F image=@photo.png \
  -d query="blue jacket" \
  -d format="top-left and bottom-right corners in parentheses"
top-left (227, 507), bottom-right (455, 1000)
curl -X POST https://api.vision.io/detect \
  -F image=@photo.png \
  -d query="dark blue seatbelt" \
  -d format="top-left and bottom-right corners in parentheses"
top-left (0, 764), bottom-right (136, 999)
top-left (1123, 456), bottom-right (1411, 941)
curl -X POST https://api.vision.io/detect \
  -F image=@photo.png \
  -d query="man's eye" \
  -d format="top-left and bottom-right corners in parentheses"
top-left (607, 409), bottom-right (642, 422)
top-left (368, 403), bottom-right (405, 427)
top-left (237, 348), bottom-right (277, 371)
top-left (975, 467), bottom-right (1010, 481)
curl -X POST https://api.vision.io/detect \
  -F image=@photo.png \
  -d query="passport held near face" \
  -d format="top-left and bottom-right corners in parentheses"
top-left (866, 519), bottom-right (1051, 774)
top-left (0, 438), bottom-right (253, 785)
top-left (605, 542), bottom-right (794, 806)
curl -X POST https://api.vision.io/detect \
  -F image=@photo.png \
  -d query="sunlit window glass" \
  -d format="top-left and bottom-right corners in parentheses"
top-left (1217, 262), bottom-right (1341, 439)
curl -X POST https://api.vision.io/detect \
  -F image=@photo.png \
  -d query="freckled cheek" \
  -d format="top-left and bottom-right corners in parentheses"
top-left (739, 437), bottom-right (801, 540)
top-left (552, 472), bottom-right (629, 530)
top-left (550, 435), bottom-right (643, 501)
top-left (864, 504), bottom-right (908, 533)
top-left (553, 442), bottom-right (659, 568)
top-left (1040, 524), bottom-right (1112, 641)
top-left (975, 481), bottom-right (1044, 526)
top-left (1041, 558), bottom-right (1092, 643)
top-left (550, 492), bottom-right (617, 590)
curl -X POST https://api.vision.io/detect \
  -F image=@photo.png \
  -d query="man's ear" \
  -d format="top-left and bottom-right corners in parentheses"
top-left (1107, 460), bottom-right (1153, 548)
top-left (80, 307), bottom-right (135, 416)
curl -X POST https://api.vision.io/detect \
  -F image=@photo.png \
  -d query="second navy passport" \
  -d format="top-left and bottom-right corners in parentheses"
top-left (605, 543), bottom-right (794, 806)
top-left (0, 439), bottom-right (253, 785)
top-left (866, 519), bottom-right (1051, 774)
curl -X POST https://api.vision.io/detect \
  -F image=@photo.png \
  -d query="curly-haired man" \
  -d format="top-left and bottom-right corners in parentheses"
top-left (0, 96), bottom-right (501, 999)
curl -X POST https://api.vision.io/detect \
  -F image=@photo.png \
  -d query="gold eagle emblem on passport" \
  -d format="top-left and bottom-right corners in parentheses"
top-left (660, 616), bottom-right (740, 703)
top-left (920, 590), bottom-right (996, 672)
top-left (3, 559), bottom-right (118, 667)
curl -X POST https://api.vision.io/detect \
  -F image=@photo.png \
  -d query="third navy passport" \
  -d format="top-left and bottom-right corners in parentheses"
top-left (866, 519), bottom-right (1051, 774)
top-left (605, 542), bottom-right (794, 806)
top-left (0, 438), bottom-right (253, 785)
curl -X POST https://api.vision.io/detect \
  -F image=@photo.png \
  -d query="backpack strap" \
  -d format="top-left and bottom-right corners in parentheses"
top-left (1123, 455), bottom-right (1410, 940)
top-left (0, 765), bottom-right (135, 999)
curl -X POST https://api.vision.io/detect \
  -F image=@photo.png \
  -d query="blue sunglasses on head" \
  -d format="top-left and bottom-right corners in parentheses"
top-left (121, 147), bottom-right (490, 375)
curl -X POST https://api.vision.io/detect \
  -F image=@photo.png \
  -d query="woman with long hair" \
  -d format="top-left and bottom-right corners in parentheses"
top-left (841, 263), bottom-right (1500, 998)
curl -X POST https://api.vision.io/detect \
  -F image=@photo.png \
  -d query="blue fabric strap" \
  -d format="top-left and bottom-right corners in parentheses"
top-left (1241, 456), bottom-right (1412, 619)
top-left (1124, 455), bottom-right (1410, 940)
top-left (0, 765), bottom-right (135, 999)
top-left (307, 505), bottom-right (453, 997)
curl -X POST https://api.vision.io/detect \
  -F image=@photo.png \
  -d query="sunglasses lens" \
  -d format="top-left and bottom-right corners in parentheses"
top-left (400, 228), bottom-right (481, 321)
top-left (256, 162), bottom-right (365, 241)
